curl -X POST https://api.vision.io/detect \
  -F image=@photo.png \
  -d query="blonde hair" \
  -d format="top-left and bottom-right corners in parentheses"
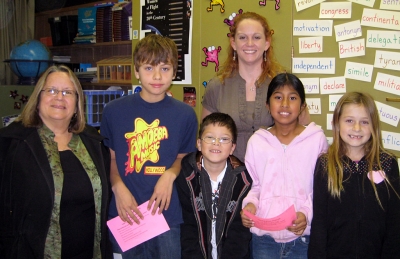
top-left (217, 12), bottom-right (283, 86)
top-left (17, 65), bottom-right (86, 133)
top-left (326, 92), bottom-right (398, 206)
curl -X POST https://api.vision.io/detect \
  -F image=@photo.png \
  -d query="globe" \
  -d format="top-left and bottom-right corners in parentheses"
top-left (8, 39), bottom-right (52, 84)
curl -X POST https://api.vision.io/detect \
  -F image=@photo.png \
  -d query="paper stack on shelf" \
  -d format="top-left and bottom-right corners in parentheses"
top-left (75, 70), bottom-right (98, 83)
top-left (53, 56), bottom-right (71, 63)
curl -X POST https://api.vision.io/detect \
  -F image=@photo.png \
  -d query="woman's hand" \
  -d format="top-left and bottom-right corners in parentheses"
top-left (287, 212), bottom-right (307, 235)
top-left (241, 203), bottom-right (256, 228)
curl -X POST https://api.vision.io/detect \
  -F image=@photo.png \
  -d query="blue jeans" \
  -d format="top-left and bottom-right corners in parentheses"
top-left (252, 234), bottom-right (309, 259)
top-left (110, 225), bottom-right (181, 259)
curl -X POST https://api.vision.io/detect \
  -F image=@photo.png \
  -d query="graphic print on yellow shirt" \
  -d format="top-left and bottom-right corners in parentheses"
top-left (124, 118), bottom-right (168, 175)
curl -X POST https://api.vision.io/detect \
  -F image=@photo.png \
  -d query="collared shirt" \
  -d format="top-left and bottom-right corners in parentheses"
top-left (202, 159), bottom-right (227, 259)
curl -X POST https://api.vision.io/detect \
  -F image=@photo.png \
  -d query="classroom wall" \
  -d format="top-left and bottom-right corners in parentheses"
top-left (130, 0), bottom-right (292, 118)
top-left (292, 0), bottom-right (400, 158)
top-left (130, 0), bottom-right (400, 158)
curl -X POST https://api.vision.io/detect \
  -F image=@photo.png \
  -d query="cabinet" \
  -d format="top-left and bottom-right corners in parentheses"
top-left (34, 0), bottom-right (133, 89)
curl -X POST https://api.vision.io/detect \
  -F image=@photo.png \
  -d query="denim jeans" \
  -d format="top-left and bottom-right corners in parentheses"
top-left (252, 234), bottom-right (309, 259)
top-left (110, 225), bottom-right (181, 259)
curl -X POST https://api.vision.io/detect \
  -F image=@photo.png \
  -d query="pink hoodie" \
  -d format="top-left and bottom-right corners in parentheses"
top-left (243, 122), bottom-right (328, 242)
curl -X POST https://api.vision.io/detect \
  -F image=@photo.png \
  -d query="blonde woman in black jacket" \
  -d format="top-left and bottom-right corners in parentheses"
top-left (0, 65), bottom-right (112, 258)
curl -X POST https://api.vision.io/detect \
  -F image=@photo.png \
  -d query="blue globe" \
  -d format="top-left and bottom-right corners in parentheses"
top-left (9, 40), bottom-right (52, 78)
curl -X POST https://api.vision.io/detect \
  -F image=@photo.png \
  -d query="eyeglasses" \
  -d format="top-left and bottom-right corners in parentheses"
top-left (41, 88), bottom-right (76, 97)
top-left (201, 136), bottom-right (232, 144)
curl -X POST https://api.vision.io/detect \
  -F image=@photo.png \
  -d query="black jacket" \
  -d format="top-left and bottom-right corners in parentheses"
top-left (0, 121), bottom-right (112, 259)
top-left (309, 154), bottom-right (400, 259)
top-left (176, 151), bottom-right (252, 259)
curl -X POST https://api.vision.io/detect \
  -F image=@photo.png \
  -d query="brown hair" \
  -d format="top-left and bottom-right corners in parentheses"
top-left (17, 65), bottom-right (86, 133)
top-left (199, 112), bottom-right (238, 144)
top-left (217, 12), bottom-right (283, 86)
top-left (133, 34), bottom-right (178, 74)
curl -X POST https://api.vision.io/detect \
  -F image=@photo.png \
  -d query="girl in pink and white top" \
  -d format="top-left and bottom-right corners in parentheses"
top-left (241, 73), bottom-right (328, 259)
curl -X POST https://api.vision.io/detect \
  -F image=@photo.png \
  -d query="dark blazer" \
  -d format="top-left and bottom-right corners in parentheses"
top-left (0, 121), bottom-right (112, 259)
top-left (176, 151), bottom-right (252, 259)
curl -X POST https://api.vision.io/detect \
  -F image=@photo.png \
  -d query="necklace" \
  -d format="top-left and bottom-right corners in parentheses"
top-left (249, 86), bottom-right (255, 91)
top-left (211, 182), bottom-right (221, 221)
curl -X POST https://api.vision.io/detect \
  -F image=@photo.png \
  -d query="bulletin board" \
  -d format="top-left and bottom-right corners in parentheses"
top-left (292, 0), bottom-right (400, 158)
top-left (128, 0), bottom-right (400, 158)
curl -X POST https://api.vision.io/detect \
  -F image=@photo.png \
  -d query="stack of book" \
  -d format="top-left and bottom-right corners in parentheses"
top-left (96, 3), bottom-right (113, 43)
top-left (112, 2), bottom-right (132, 42)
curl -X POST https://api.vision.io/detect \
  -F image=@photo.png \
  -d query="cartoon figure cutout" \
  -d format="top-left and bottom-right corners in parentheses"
top-left (201, 46), bottom-right (222, 72)
top-left (19, 95), bottom-right (29, 104)
top-left (9, 90), bottom-right (19, 99)
top-left (207, 0), bottom-right (225, 13)
top-left (224, 9), bottom-right (243, 37)
top-left (259, 0), bottom-right (281, 10)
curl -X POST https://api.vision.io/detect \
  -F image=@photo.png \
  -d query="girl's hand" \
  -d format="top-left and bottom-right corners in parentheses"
top-left (287, 212), bottom-right (307, 235)
top-left (241, 203), bottom-right (256, 228)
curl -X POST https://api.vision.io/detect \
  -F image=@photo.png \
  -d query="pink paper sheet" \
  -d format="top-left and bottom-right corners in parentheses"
top-left (107, 201), bottom-right (170, 252)
top-left (243, 204), bottom-right (297, 231)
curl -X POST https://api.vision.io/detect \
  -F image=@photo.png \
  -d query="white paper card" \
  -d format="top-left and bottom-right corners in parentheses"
top-left (339, 38), bottom-right (365, 58)
top-left (374, 50), bottom-right (400, 71)
top-left (294, 0), bottom-right (326, 12)
top-left (306, 98), bottom-right (322, 114)
top-left (293, 20), bottom-right (333, 36)
top-left (347, 0), bottom-right (375, 8)
top-left (382, 131), bottom-right (400, 152)
top-left (327, 114), bottom-right (333, 130)
top-left (327, 137), bottom-right (333, 145)
top-left (319, 2), bottom-right (352, 19)
top-left (329, 95), bottom-right (343, 111)
top-left (380, 0), bottom-right (400, 11)
top-left (361, 8), bottom-right (400, 31)
top-left (374, 72), bottom-right (400, 96)
top-left (299, 37), bottom-right (323, 53)
top-left (375, 101), bottom-right (400, 127)
top-left (292, 58), bottom-right (335, 74)
top-left (320, 77), bottom-right (346, 94)
top-left (301, 77), bottom-right (320, 94)
top-left (334, 20), bottom-right (362, 42)
top-left (344, 61), bottom-right (374, 82)
top-left (367, 30), bottom-right (400, 50)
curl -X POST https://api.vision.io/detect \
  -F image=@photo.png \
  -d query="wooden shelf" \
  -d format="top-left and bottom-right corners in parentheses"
top-left (81, 82), bottom-right (132, 87)
top-left (49, 41), bottom-right (132, 50)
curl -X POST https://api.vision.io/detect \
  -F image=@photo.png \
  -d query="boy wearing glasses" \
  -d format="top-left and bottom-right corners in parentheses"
top-left (101, 34), bottom-right (198, 258)
top-left (176, 113), bottom-right (252, 259)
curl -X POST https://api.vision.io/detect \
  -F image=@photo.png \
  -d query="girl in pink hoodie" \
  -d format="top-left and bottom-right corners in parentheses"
top-left (241, 73), bottom-right (328, 259)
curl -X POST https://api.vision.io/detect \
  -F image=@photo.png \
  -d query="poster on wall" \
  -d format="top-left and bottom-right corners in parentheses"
top-left (140, 0), bottom-right (193, 84)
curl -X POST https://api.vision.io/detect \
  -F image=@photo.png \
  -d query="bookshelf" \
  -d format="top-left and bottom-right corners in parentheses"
top-left (34, 0), bottom-right (133, 88)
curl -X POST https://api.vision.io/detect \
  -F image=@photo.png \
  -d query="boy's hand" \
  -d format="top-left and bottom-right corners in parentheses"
top-left (241, 203), bottom-right (256, 228)
top-left (148, 170), bottom-right (175, 215)
top-left (287, 212), bottom-right (307, 235)
top-left (114, 181), bottom-right (144, 225)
